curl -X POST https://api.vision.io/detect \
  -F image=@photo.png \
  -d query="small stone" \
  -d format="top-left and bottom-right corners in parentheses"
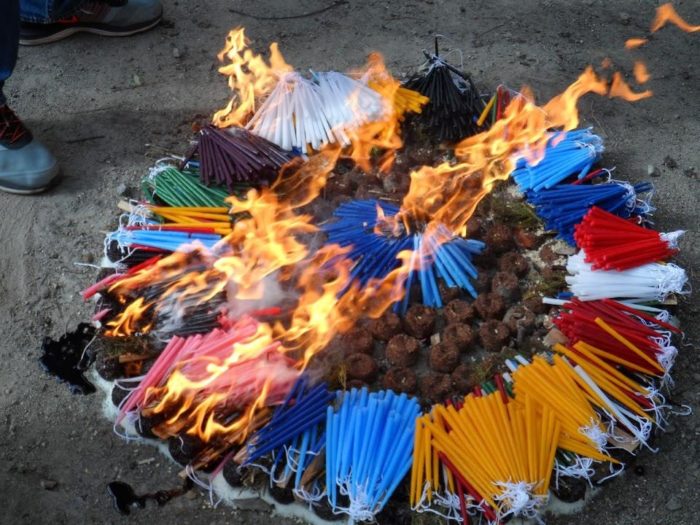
top-left (172, 47), bottom-right (181, 59)
top-left (41, 479), bottom-right (58, 491)
top-left (619, 12), bottom-right (631, 25)
top-left (116, 182), bottom-right (128, 196)
top-left (647, 164), bottom-right (660, 178)
top-left (132, 74), bottom-right (142, 87)
top-left (666, 497), bottom-right (682, 512)
top-left (663, 155), bottom-right (678, 169)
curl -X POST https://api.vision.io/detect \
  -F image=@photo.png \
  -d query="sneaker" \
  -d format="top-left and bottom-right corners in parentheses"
top-left (20, 0), bottom-right (162, 46)
top-left (0, 105), bottom-right (59, 194)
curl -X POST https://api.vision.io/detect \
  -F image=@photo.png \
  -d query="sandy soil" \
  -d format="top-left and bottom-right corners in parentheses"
top-left (1, 0), bottom-right (699, 523)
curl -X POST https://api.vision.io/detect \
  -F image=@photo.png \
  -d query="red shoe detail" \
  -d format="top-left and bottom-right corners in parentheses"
top-left (0, 107), bottom-right (30, 146)
top-left (57, 15), bottom-right (79, 25)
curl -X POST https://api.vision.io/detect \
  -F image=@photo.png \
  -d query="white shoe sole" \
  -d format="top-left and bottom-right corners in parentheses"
top-left (19, 18), bottom-right (161, 46)
top-left (0, 166), bottom-right (60, 195)
top-left (0, 182), bottom-right (52, 195)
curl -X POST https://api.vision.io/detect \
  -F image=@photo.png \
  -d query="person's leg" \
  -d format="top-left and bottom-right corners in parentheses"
top-left (0, 0), bottom-right (20, 107)
top-left (0, 0), bottom-right (59, 194)
top-left (19, 0), bottom-right (85, 23)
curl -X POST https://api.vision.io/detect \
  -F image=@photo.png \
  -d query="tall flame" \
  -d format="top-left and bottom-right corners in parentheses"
top-left (395, 64), bottom-right (653, 234)
top-left (212, 28), bottom-right (292, 128)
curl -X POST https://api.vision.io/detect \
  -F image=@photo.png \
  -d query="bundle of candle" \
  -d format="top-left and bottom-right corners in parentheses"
top-left (246, 71), bottom-right (387, 152)
top-left (242, 379), bottom-right (334, 504)
top-left (116, 319), bottom-right (300, 467)
top-left (325, 388), bottom-right (420, 521)
top-left (366, 79), bottom-right (428, 120)
top-left (552, 298), bottom-right (680, 383)
top-left (573, 206), bottom-right (684, 271)
top-left (106, 227), bottom-right (222, 253)
top-left (186, 125), bottom-right (294, 191)
top-left (404, 46), bottom-right (485, 142)
top-left (361, 52), bottom-right (429, 121)
top-left (549, 346), bottom-right (658, 445)
top-left (526, 180), bottom-right (654, 245)
top-left (565, 251), bottom-right (688, 302)
top-left (322, 199), bottom-right (485, 311)
top-left (512, 128), bottom-right (604, 192)
top-left (244, 379), bottom-right (333, 466)
top-left (99, 251), bottom-right (233, 338)
top-left (142, 164), bottom-right (231, 208)
top-left (476, 84), bottom-right (520, 128)
top-left (508, 355), bottom-right (626, 461)
top-left (413, 392), bottom-right (560, 522)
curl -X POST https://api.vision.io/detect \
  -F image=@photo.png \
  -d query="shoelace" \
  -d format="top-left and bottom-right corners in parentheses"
top-left (0, 106), bottom-right (30, 146)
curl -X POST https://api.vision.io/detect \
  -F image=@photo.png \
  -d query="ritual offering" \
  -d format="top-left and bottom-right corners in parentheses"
top-left (49, 6), bottom-right (699, 524)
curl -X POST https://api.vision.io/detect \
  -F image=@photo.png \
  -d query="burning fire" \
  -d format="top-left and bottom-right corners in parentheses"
top-left (212, 28), bottom-right (292, 128)
top-left (394, 65), bottom-right (651, 235)
top-left (109, 14), bottom-right (691, 458)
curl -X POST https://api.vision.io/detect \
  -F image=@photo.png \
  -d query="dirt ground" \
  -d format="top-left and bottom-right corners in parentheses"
top-left (1, 0), bottom-right (699, 523)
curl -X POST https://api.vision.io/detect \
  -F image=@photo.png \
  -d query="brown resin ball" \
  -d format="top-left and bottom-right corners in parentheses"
top-left (451, 363), bottom-right (481, 395)
top-left (403, 304), bottom-right (437, 339)
top-left (474, 272), bottom-right (492, 294)
top-left (498, 252), bottom-right (530, 277)
top-left (441, 323), bottom-right (474, 350)
top-left (523, 292), bottom-right (548, 315)
top-left (473, 292), bottom-right (506, 320)
top-left (514, 228), bottom-right (540, 250)
top-left (419, 373), bottom-right (453, 403)
top-left (503, 305), bottom-right (537, 335)
top-left (385, 334), bottom-right (422, 367)
top-left (368, 312), bottom-right (402, 342)
top-left (345, 353), bottom-right (378, 382)
top-left (346, 379), bottom-right (369, 390)
top-left (484, 224), bottom-right (514, 254)
top-left (478, 320), bottom-right (511, 352)
top-left (429, 342), bottom-right (461, 373)
top-left (443, 299), bottom-right (475, 325)
top-left (491, 271), bottom-right (521, 302)
top-left (383, 367), bottom-right (418, 394)
top-left (438, 281), bottom-right (463, 303)
top-left (340, 327), bottom-right (374, 355)
top-left (539, 244), bottom-right (558, 265)
top-left (466, 216), bottom-right (485, 239)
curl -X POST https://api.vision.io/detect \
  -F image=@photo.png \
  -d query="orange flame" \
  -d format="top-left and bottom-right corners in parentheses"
top-left (625, 38), bottom-right (648, 49)
top-left (633, 61), bottom-right (651, 84)
top-left (609, 72), bottom-right (653, 101)
top-left (212, 28), bottom-right (292, 128)
top-left (651, 3), bottom-right (700, 33)
top-left (344, 53), bottom-right (419, 173)
top-left (394, 63), bottom-right (655, 235)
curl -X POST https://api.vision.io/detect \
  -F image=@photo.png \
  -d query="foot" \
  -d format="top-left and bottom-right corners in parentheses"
top-left (20, 0), bottom-right (163, 46)
top-left (0, 105), bottom-right (59, 194)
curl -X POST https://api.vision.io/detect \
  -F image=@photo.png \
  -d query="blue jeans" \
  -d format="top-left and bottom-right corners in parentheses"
top-left (0, 0), bottom-right (83, 106)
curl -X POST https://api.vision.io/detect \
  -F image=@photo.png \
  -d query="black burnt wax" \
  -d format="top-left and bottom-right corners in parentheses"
top-left (107, 478), bottom-right (193, 515)
top-left (39, 323), bottom-right (96, 394)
